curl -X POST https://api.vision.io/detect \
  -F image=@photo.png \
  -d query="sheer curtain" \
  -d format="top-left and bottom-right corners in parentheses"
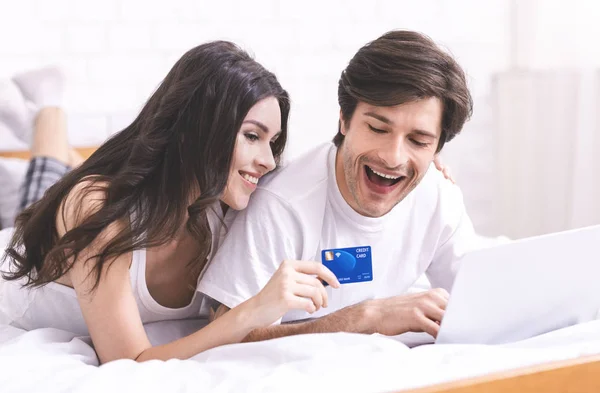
top-left (490, 0), bottom-right (600, 239)
top-left (492, 70), bottom-right (600, 239)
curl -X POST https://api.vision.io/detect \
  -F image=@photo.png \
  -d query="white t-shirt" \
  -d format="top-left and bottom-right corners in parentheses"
top-left (198, 142), bottom-right (479, 323)
top-left (0, 203), bottom-right (224, 335)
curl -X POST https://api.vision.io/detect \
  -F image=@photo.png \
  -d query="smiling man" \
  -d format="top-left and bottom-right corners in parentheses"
top-left (199, 30), bottom-right (478, 341)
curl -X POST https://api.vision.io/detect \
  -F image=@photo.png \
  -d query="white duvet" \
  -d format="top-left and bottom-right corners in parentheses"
top-left (1, 319), bottom-right (600, 393)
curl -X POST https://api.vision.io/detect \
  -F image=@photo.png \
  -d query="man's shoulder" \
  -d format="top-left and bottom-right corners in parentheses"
top-left (410, 162), bottom-right (466, 220)
top-left (416, 163), bottom-right (459, 195)
top-left (255, 142), bottom-right (333, 204)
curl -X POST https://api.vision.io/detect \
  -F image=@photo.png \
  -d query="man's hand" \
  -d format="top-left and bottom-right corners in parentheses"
top-left (362, 288), bottom-right (449, 337)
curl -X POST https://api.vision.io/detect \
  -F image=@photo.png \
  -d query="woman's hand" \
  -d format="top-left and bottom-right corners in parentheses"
top-left (433, 156), bottom-right (455, 184)
top-left (247, 260), bottom-right (340, 327)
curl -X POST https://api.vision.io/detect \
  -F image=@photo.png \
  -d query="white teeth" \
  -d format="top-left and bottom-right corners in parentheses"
top-left (368, 166), bottom-right (401, 180)
top-left (242, 173), bottom-right (259, 185)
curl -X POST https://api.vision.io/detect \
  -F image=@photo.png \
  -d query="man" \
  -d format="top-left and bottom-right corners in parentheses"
top-left (199, 30), bottom-right (477, 341)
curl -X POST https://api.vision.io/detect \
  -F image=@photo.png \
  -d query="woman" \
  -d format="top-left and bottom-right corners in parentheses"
top-left (0, 41), bottom-right (340, 364)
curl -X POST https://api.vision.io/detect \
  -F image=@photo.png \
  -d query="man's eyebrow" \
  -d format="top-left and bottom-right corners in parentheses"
top-left (365, 112), bottom-right (438, 138)
top-left (413, 129), bottom-right (438, 138)
top-left (364, 112), bottom-right (393, 125)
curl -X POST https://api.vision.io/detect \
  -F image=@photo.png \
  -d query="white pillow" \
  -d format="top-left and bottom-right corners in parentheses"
top-left (0, 157), bottom-right (28, 229)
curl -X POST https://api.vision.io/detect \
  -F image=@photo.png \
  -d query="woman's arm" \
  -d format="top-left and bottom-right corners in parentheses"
top-left (59, 182), bottom-right (338, 364)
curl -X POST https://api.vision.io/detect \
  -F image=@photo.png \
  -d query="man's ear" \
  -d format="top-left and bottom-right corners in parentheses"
top-left (339, 110), bottom-right (347, 135)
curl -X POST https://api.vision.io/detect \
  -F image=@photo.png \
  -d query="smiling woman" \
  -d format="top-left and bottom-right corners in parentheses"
top-left (0, 40), bottom-right (341, 364)
top-left (222, 97), bottom-right (282, 210)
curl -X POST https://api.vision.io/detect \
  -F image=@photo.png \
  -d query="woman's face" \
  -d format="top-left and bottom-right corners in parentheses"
top-left (220, 96), bottom-right (282, 210)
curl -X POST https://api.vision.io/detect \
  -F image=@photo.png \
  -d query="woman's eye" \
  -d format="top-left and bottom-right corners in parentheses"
top-left (244, 133), bottom-right (260, 142)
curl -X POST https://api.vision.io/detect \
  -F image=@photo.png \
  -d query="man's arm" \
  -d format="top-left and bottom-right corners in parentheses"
top-left (242, 303), bottom-right (373, 342)
top-left (211, 288), bottom-right (451, 342)
top-left (208, 303), bottom-right (373, 342)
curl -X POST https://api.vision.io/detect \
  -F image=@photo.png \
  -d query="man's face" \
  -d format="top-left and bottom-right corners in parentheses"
top-left (336, 98), bottom-right (443, 218)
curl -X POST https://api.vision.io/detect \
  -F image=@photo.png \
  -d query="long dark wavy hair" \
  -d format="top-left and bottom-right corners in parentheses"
top-left (2, 41), bottom-right (290, 290)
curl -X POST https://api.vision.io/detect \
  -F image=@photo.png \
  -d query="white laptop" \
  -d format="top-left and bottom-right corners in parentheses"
top-left (436, 224), bottom-right (600, 345)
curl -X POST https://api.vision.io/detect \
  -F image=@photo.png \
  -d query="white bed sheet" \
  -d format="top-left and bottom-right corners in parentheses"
top-left (1, 319), bottom-right (600, 393)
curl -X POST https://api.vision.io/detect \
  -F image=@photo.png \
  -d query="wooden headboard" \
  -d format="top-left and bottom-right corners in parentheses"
top-left (0, 147), bottom-right (98, 161)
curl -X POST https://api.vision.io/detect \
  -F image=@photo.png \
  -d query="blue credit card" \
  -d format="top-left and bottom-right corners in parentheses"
top-left (321, 246), bottom-right (373, 285)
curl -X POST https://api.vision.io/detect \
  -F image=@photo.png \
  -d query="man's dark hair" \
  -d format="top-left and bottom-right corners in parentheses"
top-left (334, 30), bottom-right (473, 153)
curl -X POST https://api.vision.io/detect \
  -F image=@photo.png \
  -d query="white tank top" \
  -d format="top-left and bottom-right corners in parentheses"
top-left (0, 206), bottom-right (224, 336)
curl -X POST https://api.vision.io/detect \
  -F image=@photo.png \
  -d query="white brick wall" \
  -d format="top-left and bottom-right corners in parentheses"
top-left (0, 0), bottom-right (512, 235)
